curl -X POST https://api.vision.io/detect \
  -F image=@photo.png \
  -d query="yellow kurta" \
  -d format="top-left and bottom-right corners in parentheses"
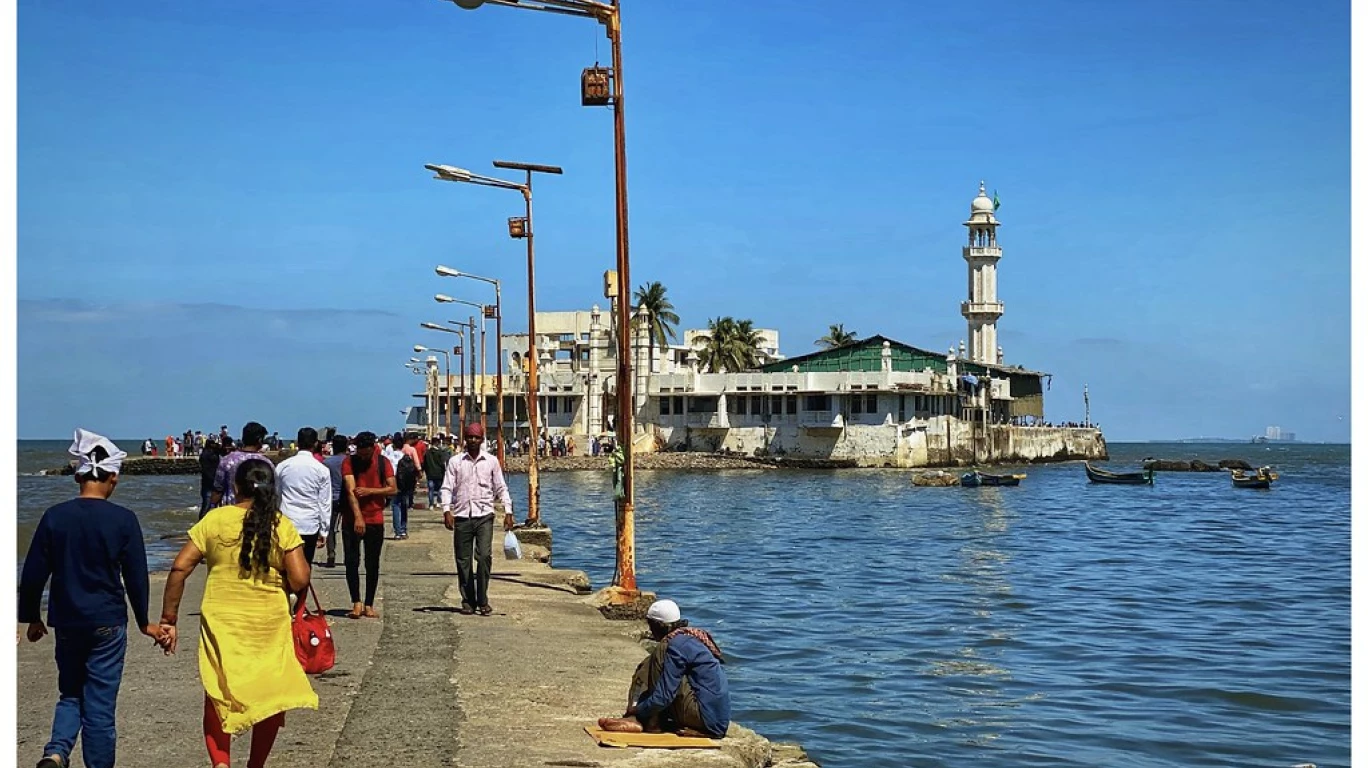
top-left (189, 506), bottom-right (319, 734)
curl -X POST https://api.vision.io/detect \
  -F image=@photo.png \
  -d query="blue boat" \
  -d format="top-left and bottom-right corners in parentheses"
top-left (961, 471), bottom-right (1024, 487)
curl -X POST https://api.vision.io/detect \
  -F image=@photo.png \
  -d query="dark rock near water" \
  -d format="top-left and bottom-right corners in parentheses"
top-left (1142, 457), bottom-right (1249, 472)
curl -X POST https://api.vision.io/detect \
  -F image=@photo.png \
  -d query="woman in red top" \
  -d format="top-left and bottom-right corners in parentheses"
top-left (341, 431), bottom-right (396, 619)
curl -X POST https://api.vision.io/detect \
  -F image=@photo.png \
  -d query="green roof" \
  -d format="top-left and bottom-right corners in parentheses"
top-left (756, 335), bottom-right (1049, 378)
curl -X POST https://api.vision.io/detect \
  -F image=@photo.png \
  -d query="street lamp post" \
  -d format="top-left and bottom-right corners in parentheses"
top-left (426, 164), bottom-right (562, 528)
top-left (439, 0), bottom-right (636, 595)
top-left (420, 321), bottom-right (468, 432)
top-left (436, 273), bottom-right (505, 467)
top-left (413, 345), bottom-right (452, 436)
top-left (435, 294), bottom-right (489, 435)
top-left (405, 357), bottom-right (439, 435)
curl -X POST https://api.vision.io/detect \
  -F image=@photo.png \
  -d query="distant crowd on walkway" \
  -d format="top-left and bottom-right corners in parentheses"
top-left (21, 421), bottom-right (729, 768)
top-left (1006, 417), bottom-right (1100, 429)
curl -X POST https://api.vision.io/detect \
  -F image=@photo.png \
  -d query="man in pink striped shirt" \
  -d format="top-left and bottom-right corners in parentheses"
top-left (439, 422), bottom-right (515, 616)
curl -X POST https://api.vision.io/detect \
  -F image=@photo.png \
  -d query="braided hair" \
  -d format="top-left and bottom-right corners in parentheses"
top-left (233, 458), bottom-right (280, 577)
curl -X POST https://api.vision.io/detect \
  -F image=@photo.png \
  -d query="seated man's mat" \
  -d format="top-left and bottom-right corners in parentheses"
top-left (583, 726), bottom-right (722, 749)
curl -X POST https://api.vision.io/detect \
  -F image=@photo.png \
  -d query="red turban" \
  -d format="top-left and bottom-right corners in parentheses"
top-left (463, 422), bottom-right (485, 438)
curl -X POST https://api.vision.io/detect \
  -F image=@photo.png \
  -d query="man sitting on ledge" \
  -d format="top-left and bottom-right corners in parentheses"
top-left (598, 599), bottom-right (731, 738)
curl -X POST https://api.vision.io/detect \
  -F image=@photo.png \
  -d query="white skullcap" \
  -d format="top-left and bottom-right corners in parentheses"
top-left (70, 428), bottom-right (127, 477)
top-left (646, 599), bottom-right (681, 624)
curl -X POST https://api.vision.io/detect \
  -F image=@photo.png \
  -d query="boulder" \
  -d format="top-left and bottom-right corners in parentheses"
top-left (1141, 458), bottom-right (1191, 471)
top-left (1219, 459), bottom-right (1254, 470)
top-left (1188, 460), bottom-right (1220, 472)
top-left (912, 471), bottom-right (959, 487)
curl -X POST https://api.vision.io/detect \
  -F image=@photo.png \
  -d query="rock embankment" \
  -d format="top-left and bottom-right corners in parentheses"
top-left (46, 452), bottom-right (291, 476)
top-left (1142, 458), bottom-right (1255, 472)
top-left (48, 452), bottom-right (777, 477)
top-left (504, 452), bottom-right (775, 473)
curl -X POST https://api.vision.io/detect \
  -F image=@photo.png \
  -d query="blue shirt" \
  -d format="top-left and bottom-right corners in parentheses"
top-left (635, 633), bottom-right (731, 737)
top-left (323, 454), bottom-right (347, 502)
top-left (18, 498), bottom-right (151, 629)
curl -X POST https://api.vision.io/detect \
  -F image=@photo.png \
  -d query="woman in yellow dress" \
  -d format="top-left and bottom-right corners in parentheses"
top-left (159, 458), bottom-right (318, 768)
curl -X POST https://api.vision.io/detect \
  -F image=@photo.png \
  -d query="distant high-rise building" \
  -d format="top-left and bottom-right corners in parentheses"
top-left (1265, 426), bottom-right (1282, 441)
top-left (1283, 432), bottom-right (1296, 442)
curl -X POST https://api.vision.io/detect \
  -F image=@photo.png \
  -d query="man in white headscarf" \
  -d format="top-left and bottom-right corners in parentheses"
top-left (19, 429), bottom-right (168, 768)
top-left (597, 599), bottom-right (732, 739)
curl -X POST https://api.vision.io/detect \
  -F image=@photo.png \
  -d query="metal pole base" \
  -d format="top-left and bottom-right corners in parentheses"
top-left (592, 585), bottom-right (655, 620)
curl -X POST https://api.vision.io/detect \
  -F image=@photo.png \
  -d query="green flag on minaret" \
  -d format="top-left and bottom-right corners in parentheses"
top-left (992, 190), bottom-right (1001, 211)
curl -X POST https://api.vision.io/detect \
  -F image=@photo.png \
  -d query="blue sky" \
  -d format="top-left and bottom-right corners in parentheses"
top-left (16, 0), bottom-right (1350, 441)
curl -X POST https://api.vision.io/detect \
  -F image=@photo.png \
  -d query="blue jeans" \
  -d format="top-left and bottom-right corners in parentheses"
top-left (427, 478), bottom-right (441, 509)
top-left (46, 625), bottom-right (127, 768)
top-left (391, 492), bottom-right (410, 537)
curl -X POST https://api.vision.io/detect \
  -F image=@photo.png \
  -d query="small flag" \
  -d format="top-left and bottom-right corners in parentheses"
top-left (992, 190), bottom-right (1001, 211)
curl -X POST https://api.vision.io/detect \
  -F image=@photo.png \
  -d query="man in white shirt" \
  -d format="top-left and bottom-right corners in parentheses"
top-left (439, 422), bottom-right (514, 616)
top-left (275, 427), bottom-right (332, 576)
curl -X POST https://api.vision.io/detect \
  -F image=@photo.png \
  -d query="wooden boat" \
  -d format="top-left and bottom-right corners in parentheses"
top-left (961, 471), bottom-right (1026, 487)
top-left (1231, 466), bottom-right (1277, 489)
top-left (1084, 462), bottom-right (1154, 485)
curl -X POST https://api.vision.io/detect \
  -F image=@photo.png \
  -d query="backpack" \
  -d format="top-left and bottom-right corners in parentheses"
top-left (396, 453), bottom-right (419, 491)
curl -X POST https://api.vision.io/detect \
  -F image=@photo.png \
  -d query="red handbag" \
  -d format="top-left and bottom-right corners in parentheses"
top-left (292, 585), bottom-right (336, 674)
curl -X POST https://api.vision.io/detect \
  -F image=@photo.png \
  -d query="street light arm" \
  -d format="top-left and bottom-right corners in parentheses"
top-left (472, 0), bottom-right (607, 19)
top-left (426, 163), bottom-right (527, 192)
top-left (421, 322), bottom-right (464, 335)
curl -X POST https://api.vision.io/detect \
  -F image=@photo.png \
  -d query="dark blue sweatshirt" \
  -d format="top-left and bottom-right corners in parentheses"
top-left (18, 498), bottom-right (151, 629)
top-left (636, 633), bottom-right (732, 737)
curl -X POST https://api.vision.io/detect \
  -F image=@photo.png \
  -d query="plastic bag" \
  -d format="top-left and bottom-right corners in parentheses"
top-left (503, 530), bottom-right (522, 560)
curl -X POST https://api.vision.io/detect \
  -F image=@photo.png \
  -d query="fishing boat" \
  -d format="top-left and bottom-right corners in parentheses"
top-left (1084, 462), bottom-right (1154, 485)
top-left (961, 471), bottom-right (1026, 487)
top-left (1231, 466), bottom-right (1277, 489)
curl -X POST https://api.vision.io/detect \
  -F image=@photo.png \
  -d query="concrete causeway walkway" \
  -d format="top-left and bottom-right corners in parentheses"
top-left (16, 514), bottom-right (817, 768)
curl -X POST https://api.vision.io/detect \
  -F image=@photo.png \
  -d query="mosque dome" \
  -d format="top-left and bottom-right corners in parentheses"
top-left (970, 181), bottom-right (994, 214)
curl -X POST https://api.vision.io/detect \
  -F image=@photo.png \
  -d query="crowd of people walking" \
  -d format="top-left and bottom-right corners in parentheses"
top-left (19, 421), bottom-right (728, 768)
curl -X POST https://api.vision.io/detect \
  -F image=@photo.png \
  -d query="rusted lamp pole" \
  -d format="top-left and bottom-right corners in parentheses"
top-left (441, 0), bottom-right (638, 598)
top-left (427, 163), bottom-right (562, 528)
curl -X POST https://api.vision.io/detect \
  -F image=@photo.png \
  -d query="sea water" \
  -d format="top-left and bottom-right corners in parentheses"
top-left (15, 440), bottom-right (1350, 767)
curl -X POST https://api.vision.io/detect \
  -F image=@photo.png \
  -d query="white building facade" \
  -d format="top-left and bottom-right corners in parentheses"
top-left (410, 183), bottom-right (1106, 466)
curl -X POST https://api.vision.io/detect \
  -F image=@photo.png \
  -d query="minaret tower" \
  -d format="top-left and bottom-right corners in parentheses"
top-left (962, 181), bottom-right (1003, 364)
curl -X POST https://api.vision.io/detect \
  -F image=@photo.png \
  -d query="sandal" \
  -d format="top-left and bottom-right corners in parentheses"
top-left (346, 604), bottom-right (364, 620)
top-left (476, 605), bottom-right (493, 616)
top-left (363, 606), bottom-right (380, 619)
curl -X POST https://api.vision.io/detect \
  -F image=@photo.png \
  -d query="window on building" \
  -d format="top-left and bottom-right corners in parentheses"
top-left (752, 396), bottom-right (763, 415)
top-left (805, 394), bottom-right (831, 412)
top-left (850, 395), bottom-right (862, 414)
top-left (866, 394), bottom-right (879, 413)
top-left (898, 394), bottom-right (906, 422)
top-left (735, 396), bottom-right (748, 415)
top-left (548, 397), bottom-right (559, 414)
top-left (674, 396), bottom-right (684, 414)
top-left (787, 395), bottom-right (797, 415)
top-left (659, 397), bottom-right (671, 415)
top-left (771, 395), bottom-right (784, 416)
top-left (688, 397), bottom-right (718, 413)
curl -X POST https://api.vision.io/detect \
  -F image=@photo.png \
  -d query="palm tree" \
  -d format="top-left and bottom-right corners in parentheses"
top-left (633, 281), bottom-right (680, 374)
top-left (815, 323), bottom-right (858, 349)
top-left (732, 319), bottom-right (766, 370)
top-left (696, 316), bottom-right (734, 374)
top-left (696, 316), bottom-right (767, 373)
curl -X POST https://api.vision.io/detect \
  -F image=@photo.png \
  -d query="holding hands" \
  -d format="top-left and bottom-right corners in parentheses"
top-left (143, 622), bottom-right (176, 655)
top-left (20, 620), bottom-right (174, 656)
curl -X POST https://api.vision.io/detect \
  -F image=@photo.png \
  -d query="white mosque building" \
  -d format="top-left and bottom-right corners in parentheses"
top-left (407, 183), bottom-right (1106, 467)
